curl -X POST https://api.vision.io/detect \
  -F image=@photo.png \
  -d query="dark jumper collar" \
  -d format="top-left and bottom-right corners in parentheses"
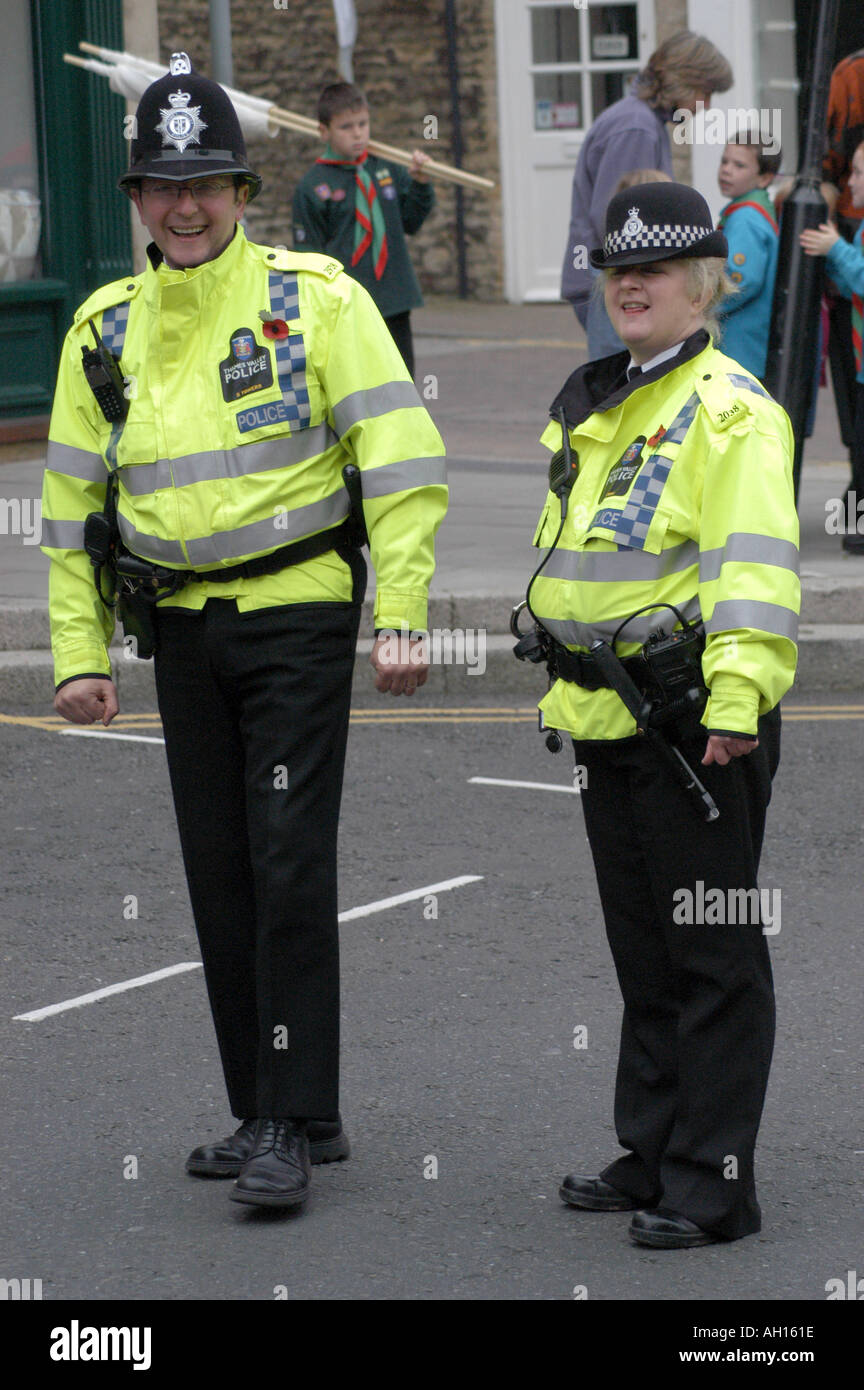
top-left (549, 329), bottom-right (711, 429)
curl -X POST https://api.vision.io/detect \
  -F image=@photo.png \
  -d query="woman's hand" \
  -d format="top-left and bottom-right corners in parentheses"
top-left (702, 734), bottom-right (758, 766)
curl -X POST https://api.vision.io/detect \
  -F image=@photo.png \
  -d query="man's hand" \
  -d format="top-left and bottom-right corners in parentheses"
top-left (408, 150), bottom-right (432, 183)
top-left (370, 634), bottom-right (430, 696)
top-left (800, 222), bottom-right (840, 256)
top-left (54, 677), bottom-right (119, 726)
top-left (702, 734), bottom-right (758, 766)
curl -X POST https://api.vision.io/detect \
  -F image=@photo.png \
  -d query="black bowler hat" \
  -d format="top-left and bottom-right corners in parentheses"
top-left (590, 182), bottom-right (727, 268)
top-left (118, 52), bottom-right (262, 199)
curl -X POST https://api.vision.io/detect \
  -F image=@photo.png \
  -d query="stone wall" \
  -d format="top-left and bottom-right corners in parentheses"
top-left (654, 0), bottom-right (692, 184)
top-left (154, 0), bottom-right (504, 299)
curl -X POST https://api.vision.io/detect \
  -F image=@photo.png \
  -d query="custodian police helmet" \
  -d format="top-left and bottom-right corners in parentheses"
top-left (118, 52), bottom-right (262, 200)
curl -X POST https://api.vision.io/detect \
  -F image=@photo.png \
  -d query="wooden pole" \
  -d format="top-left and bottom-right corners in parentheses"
top-left (76, 41), bottom-right (495, 192)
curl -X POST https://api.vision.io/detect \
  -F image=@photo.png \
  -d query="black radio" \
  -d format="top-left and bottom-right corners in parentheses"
top-left (642, 623), bottom-right (706, 697)
top-left (81, 321), bottom-right (128, 423)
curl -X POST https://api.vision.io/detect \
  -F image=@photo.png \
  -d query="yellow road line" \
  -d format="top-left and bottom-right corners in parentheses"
top-left (4, 705), bottom-right (864, 735)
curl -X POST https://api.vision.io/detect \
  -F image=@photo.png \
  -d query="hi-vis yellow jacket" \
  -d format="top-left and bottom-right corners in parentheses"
top-left (42, 227), bottom-right (447, 687)
top-left (531, 333), bottom-right (799, 741)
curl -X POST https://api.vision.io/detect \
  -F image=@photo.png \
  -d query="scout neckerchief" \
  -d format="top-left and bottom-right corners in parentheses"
top-left (717, 186), bottom-right (778, 233)
top-left (316, 146), bottom-right (388, 279)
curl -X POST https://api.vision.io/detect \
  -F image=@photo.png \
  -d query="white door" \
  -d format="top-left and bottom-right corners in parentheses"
top-left (495, 0), bottom-right (656, 302)
top-left (687, 0), bottom-right (798, 222)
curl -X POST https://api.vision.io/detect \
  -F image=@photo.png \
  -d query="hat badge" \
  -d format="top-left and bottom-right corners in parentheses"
top-left (156, 88), bottom-right (207, 153)
top-left (623, 207), bottom-right (644, 239)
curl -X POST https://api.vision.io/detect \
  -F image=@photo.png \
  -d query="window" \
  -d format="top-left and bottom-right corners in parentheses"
top-left (530, 1), bottom-right (642, 132)
top-left (0, 0), bottom-right (41, 280)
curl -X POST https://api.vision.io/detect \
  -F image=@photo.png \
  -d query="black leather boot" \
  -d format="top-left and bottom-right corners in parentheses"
top-left (186, 1119), bottom-right (257, 1177)
top-left (187, 1116), bottom-right (349, 1176)
top-left (230, 1118), bottom-right (311, 1208)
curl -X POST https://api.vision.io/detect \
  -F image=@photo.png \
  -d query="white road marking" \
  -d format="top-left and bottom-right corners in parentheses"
top-left (14, 877), bottom-right (484, 1021)
top-left (337, 874), bottom-right (483, 921)
top-left (14, 962), bottom-right (203, 1022)
top-left (469, 776), bottom-right (579, 794)
top-left (60, 729), bottom-right (166, 745)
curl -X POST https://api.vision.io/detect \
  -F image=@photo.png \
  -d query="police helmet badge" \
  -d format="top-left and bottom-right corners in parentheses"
top-left (118, 52), bottom-right (263, 200)
top-left (156, 89), bottom-right (207, 154)
top-left (623, 207), bottom-right (644, 239)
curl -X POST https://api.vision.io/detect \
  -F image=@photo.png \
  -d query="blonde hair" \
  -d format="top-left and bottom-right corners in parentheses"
top-left (635, 32), bottom-right (733, 112)
top-left (685, 257), bottom-right (737, 340)
top-left (598, 256), bottom-right (737, 342)
top-left (613, 169), bottom-right (673, 196)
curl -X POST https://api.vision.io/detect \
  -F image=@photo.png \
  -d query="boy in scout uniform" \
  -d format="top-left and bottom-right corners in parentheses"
top-left (717, 129), bottom-right (782, 380)
top-left (293, 82), bottom-right (434, 376)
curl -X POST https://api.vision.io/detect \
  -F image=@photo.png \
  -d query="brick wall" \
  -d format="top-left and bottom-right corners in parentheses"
top-left (155, 0), bottom-right (504, 299)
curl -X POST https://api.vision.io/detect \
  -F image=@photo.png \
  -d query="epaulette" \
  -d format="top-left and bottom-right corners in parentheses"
top-left (694, 367), bottom-right (756, 432)
top-left (72, 276), bottom-right (141, 331)
top-left (257, 245), bottom-right (344, 281)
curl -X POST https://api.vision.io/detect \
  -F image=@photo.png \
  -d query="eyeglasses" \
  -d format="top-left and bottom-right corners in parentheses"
top-left (141, 179), bottom-right (236, 201)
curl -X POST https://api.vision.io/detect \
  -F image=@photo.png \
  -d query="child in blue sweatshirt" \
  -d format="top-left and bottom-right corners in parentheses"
top-left (802, 139), bottom-right (864, 553)
top-left (717, 130), bottom-right (782, 380)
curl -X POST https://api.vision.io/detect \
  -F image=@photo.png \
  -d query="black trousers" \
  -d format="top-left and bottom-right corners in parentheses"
top-left (827, 219), bottom-right (861, 453)
top-left (153, 594), bottom-right (363, 1120)
top-left (851, 381), bottom-right (864, 501)
top-left (573, 706), bottom-right (781, 1240)
top-left (384, 310), bottom-right (415, 378)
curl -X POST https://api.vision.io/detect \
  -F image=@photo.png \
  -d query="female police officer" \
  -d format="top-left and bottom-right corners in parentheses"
top-left (525, 183), bottom-right (799, 1246)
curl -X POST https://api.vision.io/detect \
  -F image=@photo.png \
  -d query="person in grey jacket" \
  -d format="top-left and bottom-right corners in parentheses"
top-left (561, 31), bottom-right (732, 359)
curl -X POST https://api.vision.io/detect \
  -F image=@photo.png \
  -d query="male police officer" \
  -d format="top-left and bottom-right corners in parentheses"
top-left (42, 55), bottom-right (447, 1211)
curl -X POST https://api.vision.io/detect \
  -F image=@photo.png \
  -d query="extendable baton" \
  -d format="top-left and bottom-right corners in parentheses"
top-left (589, 640), bottom-right (719, 822)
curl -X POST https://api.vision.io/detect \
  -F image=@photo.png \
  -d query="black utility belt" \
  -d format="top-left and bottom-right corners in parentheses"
top-left (187, 518), bottom-right (359, 583)
top-left (550, 640), bottom-right (650, 691)
top-left (124, 518), bottom-right (360, 591)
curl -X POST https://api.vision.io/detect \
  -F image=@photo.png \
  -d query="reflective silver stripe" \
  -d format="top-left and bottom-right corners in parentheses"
top-left (361, 455), bottom-right (448, 498)
top-left (116, 517), bottom-right (187, 565)
top-left (699, 533), bottom-right (799, 583)
top-left (332, 380), bottom-right (422, 436)
top-left (40, 518), bottom-right (86, 549)
top-left (45, 442), bottom-right (106, 484)
top-left (541, 539), bottom-right (698, 584)
top-left (184, 492), bottom-right (350, 567)
top-left (119, 424), bottom-right (339, 496)
top-left (539, 596), bottom-right (702, 648)
top-left (705, 599), bottom-right (798, 640)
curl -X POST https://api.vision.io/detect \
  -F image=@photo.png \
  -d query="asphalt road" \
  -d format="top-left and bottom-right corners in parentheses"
top-left (1, 690), bottom-right (862, 1312)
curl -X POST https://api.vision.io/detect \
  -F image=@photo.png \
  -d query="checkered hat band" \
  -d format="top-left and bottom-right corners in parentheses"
top-left (605, 223), bottom-right (713, 256)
